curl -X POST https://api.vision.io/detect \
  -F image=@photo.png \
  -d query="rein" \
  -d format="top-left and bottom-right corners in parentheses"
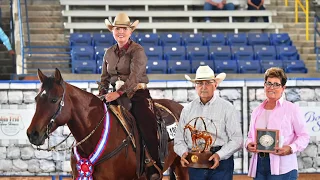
top-left (36, 82), bottom-right (107, 152)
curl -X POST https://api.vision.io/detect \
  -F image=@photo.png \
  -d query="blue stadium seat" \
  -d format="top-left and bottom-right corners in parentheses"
top-left (270, 33), bottom-right (292, 46)
top-left (160, 33), bottom-right (181, 46)
top-left (214, 60), bottom-right (238, 73)
top-left (248, 33), bottom-right (270, 46)
top-left (146, 60), bottom-right (167, 74)
top-left (73, 60), bottom-right (97, 74)
top-left (95, 46), bottom-right (107, 61)
top-left (137, 33), bottom-right (159, 46)
top-left (238, 60), bottom-right (262, 73)
top-left (232, 46), bottom-right (255, 60)
top-left (254, 45), bottom-right (277, 60)
top-left (182, 33), bottom-right (204, 46)
top-left (204, 33), bottom-right (226, 46)
top-left (191, 60), bottom-right (214, 73)
top-left (163, 46), bottom-right (186, 60)
top-left (277, 46), bottom-right (299, 60)
top-left (261, 60), bottom-right (283, 72)
top-left (96, 60), bottom-right (104, 74)
top-left (168, 60), bottom-right (191, 74)
top-left (209, 46), bottom-right (232, 60)
top-left (71, 46), bottom-right (95, 61)
top-left (144, 46), bottom-right (163, 60)
top-left (130, 33), bottom-right (137, 42)
top-left (283, 60), bottom-right (308, 73)
top-left (227, 33), bottom-right (248, 46)
top-left (70, 33), bottom-right (92, 46)
top-left (92, 33), bottom-right (114, 47)
top-left (186, 46), bottom-right (209, 60)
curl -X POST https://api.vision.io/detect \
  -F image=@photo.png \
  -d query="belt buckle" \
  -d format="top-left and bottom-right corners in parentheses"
top-left (259, 152), bottom-right (266, 158)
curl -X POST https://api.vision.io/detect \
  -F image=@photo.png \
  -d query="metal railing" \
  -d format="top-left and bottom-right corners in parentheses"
top-left (9, 0), bottom-right (16, 74)
top-left (315, 14), bottom-right (320, 72)
top-left (17, 0), bottom-right (71, 74)
top-left (285, 0), bottom-right (310, 40)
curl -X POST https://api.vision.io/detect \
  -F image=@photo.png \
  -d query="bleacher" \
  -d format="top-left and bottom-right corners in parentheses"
top-left (70, 32), bottom-right (308, 74)
top-left (60, 0), bottom-right (282, 34)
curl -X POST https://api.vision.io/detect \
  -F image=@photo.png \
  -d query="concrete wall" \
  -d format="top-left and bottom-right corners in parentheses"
top-left (0, 79), bottom-right (319, 175)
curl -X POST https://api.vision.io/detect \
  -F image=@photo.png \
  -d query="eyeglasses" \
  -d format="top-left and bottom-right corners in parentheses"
top-left (264, 81), bottom-right (282, 89)
top-left (195, 81), bottom-right (215, 87)
top-left (113, 27), bottom-right (131, 32)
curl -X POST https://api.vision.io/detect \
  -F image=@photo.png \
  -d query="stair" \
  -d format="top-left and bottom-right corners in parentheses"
top-left (270, 0), bottom-right (319, 75)
top-left (0, 3), bottom-right (14, 80)
top-left (20, 0), bottom-right (71, 74)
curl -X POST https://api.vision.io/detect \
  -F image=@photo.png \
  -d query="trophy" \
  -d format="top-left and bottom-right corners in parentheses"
top-left (183, 117), bottom-right (217, 168)
top-left (256, 128), bottom-right (279, 153)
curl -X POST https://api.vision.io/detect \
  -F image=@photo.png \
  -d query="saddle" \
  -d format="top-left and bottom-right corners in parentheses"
top-left (108, 95), bottom-right (178, 178)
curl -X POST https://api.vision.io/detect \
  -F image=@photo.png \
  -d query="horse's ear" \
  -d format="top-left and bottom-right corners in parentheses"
top-left (37, 69), bottom-right (46, 83)
top-left (54, 68), bottom-right (63, 84)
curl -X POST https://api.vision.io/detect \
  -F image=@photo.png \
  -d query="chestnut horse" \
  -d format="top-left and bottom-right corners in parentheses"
top-left (26, 68), bottom-right (188, 180)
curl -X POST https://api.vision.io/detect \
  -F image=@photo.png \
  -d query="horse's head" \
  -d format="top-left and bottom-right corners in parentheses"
top-left (27, 68), bottom-right (71, 146)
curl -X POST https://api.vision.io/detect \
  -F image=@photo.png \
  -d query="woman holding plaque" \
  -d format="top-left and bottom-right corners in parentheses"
top-left (246, 67), bottom-right (310, 180)
top-left (98, 13), bottom-right (162, 180)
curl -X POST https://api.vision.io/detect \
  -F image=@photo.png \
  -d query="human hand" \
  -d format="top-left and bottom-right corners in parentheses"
top-left (247, 142), bottom-right (257, 153)
top-left (209, 153), bottom-right (220, 169)
top-left (180, 152), bottom-right (189, 167)
top-left (273, 145), bottom-right (292, 156)
top-left (8, 50), bottom-right (15, 55)
top-left (256, 6), bottom-right (260, 10)
top-left (104, 92), bottom-right (120, 102)
top-left (218, 3), bottom-right (224, 9)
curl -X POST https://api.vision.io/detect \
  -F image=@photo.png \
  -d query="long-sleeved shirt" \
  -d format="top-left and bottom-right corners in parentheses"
top-left (174, 94), bottom-right (243, 160)
top-left (100, 39), bottom-right (149, 96)
top-left (0, 27), bottom-right (12, 51)
top-left (246, 97), bottom-right (310, 177)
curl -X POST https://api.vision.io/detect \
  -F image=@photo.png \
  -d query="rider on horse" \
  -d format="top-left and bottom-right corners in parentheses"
top-left (98, 13), bottom-right (162, 180)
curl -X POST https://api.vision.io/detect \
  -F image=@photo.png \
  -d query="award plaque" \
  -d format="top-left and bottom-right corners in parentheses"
top-left (184, 117), bottom-right (217, 169)
top-left (256, 128), bottom-right (279, 153)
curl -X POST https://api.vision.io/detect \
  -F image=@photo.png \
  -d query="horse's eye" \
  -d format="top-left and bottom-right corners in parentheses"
top-left (51, 99), bottom-right (58, 103)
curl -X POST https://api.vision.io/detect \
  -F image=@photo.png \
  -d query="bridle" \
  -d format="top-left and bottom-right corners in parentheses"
top-left (35, 81), bottom-right (107, 152)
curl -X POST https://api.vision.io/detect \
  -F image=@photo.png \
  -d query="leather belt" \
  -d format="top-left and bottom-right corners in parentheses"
top-left (258, 152), bottom-right (269, 158)
top-left (210, 146), bottom-right (222, 154)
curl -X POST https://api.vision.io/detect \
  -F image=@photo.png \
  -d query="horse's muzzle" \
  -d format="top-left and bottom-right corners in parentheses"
top-left (27, 130), bottom-right (46, 146)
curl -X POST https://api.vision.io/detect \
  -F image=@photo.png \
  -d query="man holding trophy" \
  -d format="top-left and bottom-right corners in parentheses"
top-left (174, 65), bottom-right (243, 179)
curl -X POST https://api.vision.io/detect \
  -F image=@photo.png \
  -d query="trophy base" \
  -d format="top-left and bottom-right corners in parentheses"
top-left (186, 151), bottom-right (213, 169)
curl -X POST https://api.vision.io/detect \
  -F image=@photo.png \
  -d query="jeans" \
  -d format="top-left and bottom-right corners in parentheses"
top-left (203, 2), bottom-right (235, 21)
top-left (248, 5), bottom-right (269, 22)
top-left (254, 156), bottom-right (298, 180)
top-left (188, 155), bottom-right (234, 180)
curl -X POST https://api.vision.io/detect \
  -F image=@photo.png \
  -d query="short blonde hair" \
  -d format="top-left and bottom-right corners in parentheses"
top-left (264, 67), bottom-right (287, 86)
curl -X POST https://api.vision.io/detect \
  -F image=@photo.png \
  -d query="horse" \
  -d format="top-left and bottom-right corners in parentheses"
top-left (26, 68), bottom-right (189, 180)
top-left (184, 124), bottom-right (213, 153)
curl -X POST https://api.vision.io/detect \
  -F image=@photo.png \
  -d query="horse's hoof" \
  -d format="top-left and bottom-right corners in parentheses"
top-left (149, 173), bottom-right (160, 180)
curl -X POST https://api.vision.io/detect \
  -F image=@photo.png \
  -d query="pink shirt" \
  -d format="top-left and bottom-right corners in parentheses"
top-left (246, 97), bottom-right (310, 177)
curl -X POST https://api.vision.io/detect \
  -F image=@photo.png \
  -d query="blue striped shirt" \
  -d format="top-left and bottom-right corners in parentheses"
top-left (0, 27), bottom-right (12, 51)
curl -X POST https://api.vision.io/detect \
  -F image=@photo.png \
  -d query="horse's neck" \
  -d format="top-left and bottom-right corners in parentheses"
top-left (67, 85), bottom-right (105, 157)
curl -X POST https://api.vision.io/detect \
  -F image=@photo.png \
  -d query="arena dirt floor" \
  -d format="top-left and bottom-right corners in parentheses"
top-left (0, 174), bottom-right (320, 180)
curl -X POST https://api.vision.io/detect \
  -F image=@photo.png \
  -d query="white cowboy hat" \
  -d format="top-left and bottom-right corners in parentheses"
top-left (185, 65), bottom-right (226, 84)
top-left (105, 12), bottom-right (139, 32)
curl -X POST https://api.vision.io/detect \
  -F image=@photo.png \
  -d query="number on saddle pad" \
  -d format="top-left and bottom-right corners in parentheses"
top-left (166, 123), bottom-right (178, 139)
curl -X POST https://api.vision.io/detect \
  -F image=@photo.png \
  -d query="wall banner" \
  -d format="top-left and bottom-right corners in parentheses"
top-left (0, 109), bottom-right (34, 140)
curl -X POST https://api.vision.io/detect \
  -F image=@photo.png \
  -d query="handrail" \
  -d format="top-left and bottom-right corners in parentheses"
top-left (295, 0), bottom-right (309, 40)
top-left (17, 0), bottom-right (25, 74)
top-left (315, 14), bottom-right (320, 53)
top-left (9, 0), bottom-right (16, 74)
